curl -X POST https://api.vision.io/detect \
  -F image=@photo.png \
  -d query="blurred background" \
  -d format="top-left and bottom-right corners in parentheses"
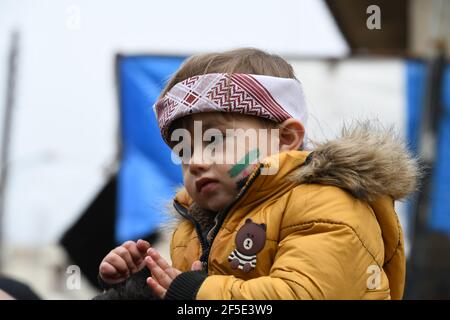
top-left (0, 0), bottom-right (449, 299)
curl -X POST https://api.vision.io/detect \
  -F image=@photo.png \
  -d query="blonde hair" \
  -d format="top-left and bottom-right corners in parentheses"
top-left (160, 48), bottom-right (297, 98)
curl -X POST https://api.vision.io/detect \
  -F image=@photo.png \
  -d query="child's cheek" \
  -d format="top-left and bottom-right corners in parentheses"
top-left (228, 162), bottom-right (259, 191)
top-left (182, 169), bottom-right (196, 196)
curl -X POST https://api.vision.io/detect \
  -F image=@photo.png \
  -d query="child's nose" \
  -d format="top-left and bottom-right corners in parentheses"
top-left (188, 149), bottom-right (212, 175)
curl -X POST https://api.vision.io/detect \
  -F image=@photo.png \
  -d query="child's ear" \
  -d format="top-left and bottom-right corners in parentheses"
top-left (278, 119), bottom-right (305, 152)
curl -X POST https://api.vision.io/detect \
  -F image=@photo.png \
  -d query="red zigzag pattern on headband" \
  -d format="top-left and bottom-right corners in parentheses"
top-left (156, 73), bottom-right (293, 144)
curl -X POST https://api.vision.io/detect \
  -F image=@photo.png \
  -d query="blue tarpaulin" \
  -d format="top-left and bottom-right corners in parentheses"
top-left (406, 60), bottom-right (450, 235)
top-left (429, 64), bottom-right (450, 233)
top-left (116, 55), bottom-right (185, 243)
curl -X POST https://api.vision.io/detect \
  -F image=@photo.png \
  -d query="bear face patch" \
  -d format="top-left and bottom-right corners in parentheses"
top-left (228, 218), bottom-right (266, 272)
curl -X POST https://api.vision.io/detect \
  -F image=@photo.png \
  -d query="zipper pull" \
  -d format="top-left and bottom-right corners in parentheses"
top-left (201, 261), bottom-right (208, 271)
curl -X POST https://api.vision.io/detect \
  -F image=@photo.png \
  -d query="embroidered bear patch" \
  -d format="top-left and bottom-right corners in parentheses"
top-left (228, 218), bottom-right (266, 272)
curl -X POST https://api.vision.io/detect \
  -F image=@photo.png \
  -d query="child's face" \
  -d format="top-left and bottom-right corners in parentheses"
top-left (172, 112), bottom-right (278, 212)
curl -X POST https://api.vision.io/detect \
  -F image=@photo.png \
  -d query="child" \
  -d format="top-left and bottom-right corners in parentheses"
top-left (96, 48), bottom-right (419, 300)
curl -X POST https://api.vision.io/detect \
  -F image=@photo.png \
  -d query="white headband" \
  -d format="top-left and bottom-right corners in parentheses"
top-left (154, 73), bottom-right (309, 145)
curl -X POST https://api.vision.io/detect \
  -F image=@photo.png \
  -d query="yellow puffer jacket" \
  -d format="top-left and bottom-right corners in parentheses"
top-left (167, 124), bottom-right (419, 300)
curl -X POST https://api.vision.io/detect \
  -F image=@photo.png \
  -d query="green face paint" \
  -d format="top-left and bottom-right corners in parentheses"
top-left (228, 148), bottom-right (260, 178)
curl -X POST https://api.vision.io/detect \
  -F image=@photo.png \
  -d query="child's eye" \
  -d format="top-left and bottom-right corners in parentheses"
top-left (175, 146), bottom-right (193, 161)
top-left (207, 134), bottom-right (225, 146)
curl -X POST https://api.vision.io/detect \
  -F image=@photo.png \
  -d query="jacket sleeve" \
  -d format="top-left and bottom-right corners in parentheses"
top-left (193, 186), bottom-right (382, 300)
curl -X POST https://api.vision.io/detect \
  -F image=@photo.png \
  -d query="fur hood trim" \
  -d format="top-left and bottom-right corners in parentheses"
top-left (291, 121), bottom-right (421, 202)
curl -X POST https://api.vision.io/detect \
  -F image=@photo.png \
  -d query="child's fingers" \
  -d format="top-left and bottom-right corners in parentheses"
top-left (99, 261), bottom-right (120, 278)
top-left (147, 248), bottom-right (170, 270)
top-left (104, 252), bottom-right (130, 275)
top-left (122, 241), bottom-right (144, 265)
top-left (165, 268), bottom-right (181, 280)
top-left (145, 256), bottom-right (173, 289)
top-left (147, 248), bottom-right (181, 279)
top-left (99, 262), bottom-right (127, 284)
top-left (146, 277), bottom-right (166, 299)
top-left (191, 260), bottom-right (203, 271)
top-left (136, 239), bottom-right (151, 255)
top-left (114, 246), bottom-right (138, 273)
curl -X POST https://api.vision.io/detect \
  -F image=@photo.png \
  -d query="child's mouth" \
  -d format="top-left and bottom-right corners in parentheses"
top-left (196, 177), bottom-right (219, 194)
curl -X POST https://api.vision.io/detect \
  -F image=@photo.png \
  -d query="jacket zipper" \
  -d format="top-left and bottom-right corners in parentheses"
top-left (173, 200), bottom-right (209, 258)
top-left (173, 164), bottom-right (262, 272)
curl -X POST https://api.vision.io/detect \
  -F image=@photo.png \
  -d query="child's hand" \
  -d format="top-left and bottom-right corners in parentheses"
top-left (145, 248), bottom-right (202, 299)
top-left (99, 239), bottom-right (151, 285)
